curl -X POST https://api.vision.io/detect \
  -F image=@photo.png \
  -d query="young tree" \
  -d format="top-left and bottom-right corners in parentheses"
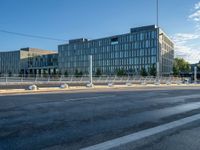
top-left (19, 70), bottom-right (23, 77)
top-left (197, 63), bottom-right (200, 72)
top-left (173, 58), bottom-right (191, 76)
top-left (74, 69), bottom-right (79, 78)
top-left (8, 71), bottom-right (12, 77)
top-left (96, 68), bottom-right (102, 77)
top-left (64, 70), bottom-right (68, 77)
top-left (117, 69), bottom-right (126, 76)
top-left (79, 71), bottom-right (83, 76)
top-left (140, 68), bottom-right (148, 77)
top-left (149, 64), bottom-right (156, 76)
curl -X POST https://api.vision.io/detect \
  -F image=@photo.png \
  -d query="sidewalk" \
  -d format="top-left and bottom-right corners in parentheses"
top-left (0, 84), bottom-right (200, 95)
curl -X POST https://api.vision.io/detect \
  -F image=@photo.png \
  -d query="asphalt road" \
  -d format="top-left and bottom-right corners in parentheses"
top-left (0, 87), bottom-right (200, 150)
top-left (133, 122), bottom-right (200, 150)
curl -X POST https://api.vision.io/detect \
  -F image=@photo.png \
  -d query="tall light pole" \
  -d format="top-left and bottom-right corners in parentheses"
top-left (156, 0), bottom-right (159, 27)
top-left (156, 0), bottom-right (160, 82)
top-left (89, 55), bottom-right (93, 85)
top-left (194, 66), bottom-right (197, 84)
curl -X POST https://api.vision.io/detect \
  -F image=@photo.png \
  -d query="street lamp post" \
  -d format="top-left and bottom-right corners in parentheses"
top-left (194, 66), bottom-right (197, 84)
top-left (89, 55), bottom-right (93, 86)
top-left (156, 0), bottom-right (160, 83)
top-left (156, 33), bottom-right (163, 83)
top-left (156, 0), bottom-right (159, 27)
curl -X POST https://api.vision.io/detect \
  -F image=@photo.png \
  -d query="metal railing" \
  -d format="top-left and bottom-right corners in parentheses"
top-left (0, 74), bottom-right (185, 85)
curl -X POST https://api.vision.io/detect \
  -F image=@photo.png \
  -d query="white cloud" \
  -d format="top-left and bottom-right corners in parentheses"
top-left (172, 2), bottom-right (200, 64)
top-left (174, 44), bottom-right (200, 63)
top-left (195, 2), bottom-right (200, 10)
top-left (189, 10), bottom-right (200, 22)
top-left (173, 33), bottom-right (199, 43)
top-left (172, 33), bottom-right (200, 63)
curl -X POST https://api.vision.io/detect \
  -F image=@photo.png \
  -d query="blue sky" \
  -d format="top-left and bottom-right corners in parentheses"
top-left (0, 0), bottom-right (200, 63)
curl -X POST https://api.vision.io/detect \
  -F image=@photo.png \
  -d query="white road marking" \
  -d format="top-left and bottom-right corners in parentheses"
top-left (64, 95), bottom-right (116, 102)
top-left (81, 114), bottom-right (200, 150)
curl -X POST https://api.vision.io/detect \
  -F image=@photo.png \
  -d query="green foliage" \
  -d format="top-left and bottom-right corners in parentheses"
top-left (74, 69), bottom-right (79, 77)
top-left (173, 58), bottom-right (191, 76)
top-left (197, 63), bottom-right (200, 72)
top-left (79, 71), bottom-right (83, 76)
top-left (116, 69), bottom-right (126, 76)
top-left (96, 68), bottom-right (102, 77)
top-left (149, 64), bottom-right (156, 76)
top-left (74, 69), bottom-right (83, 77)
top-left (8, 71), bottom-right (12, 77)
top-left (19, 70), bottom-right (23, 77)
top-left (64, 70), bottom-right (68, 77)
top-left (140, 68), bottom-right (148, 77)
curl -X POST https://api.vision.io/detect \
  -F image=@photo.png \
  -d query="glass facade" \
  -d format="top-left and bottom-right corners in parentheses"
top-left (58, 25), bottom-right (174, 75)
top-left (0, 48), bottom-right (58, 76)
top-left (0, 51), bottom-right (20, 75)
top-left (19, 48), bottom-right (58, 75)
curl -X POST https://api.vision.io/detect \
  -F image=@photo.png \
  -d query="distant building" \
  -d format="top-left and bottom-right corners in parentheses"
top-left (19, 48), bottom-right (58, 75)
top-left (0, 50), bottom-right (20, 75)
top-left (0, 48), bottom-right (58, 76)
top-left (58, 25), bottom-right (174, 75)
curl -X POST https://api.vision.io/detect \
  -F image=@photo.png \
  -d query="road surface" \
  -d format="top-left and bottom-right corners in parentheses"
top-left (0, 87), bottom-right (200, 150)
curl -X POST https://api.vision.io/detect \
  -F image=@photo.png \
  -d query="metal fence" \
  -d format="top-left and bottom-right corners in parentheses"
top-left (0, 74), bottom-right (185, 85)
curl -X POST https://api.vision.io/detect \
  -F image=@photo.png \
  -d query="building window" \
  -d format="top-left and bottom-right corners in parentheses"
top-left (111, 37), bottom-right (119, 45)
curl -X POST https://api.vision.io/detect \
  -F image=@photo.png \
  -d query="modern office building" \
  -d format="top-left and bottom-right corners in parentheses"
top-left (20, 48), bottom-right (58, 75)
top-left (0, 47), bottom-right (58, 76)
top-left (0, 50), bottom-right (20, 75)
top-left (58, 25), bottom-right (174, 76)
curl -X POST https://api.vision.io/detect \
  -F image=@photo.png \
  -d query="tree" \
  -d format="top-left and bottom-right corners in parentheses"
top-left (8, 71), bottom-right (12, 77)
top-left (19, 70), bottom-right (23, 77)
top-left (140, 68), bottom-right (148, 77)
top-left (149, 64), bottom-right (156, 76)
top-left (74, 69), bottom-right (79, 77)
top-left (64, 70), bottom-right (68, 77)
top-left (79, 71), bottom-right (83, 76)
top-left (173, 58), bottom-right (191, 76)
top-left (116, 69), bottom-right (126, 76)
top-left (96, 68), bottom-right (102, 77)
top-left (196, 62), bottom-right (200, 72)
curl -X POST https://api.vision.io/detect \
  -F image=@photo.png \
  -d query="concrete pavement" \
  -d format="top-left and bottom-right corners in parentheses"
top-left (0, 84), bottom-right (200, 96)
